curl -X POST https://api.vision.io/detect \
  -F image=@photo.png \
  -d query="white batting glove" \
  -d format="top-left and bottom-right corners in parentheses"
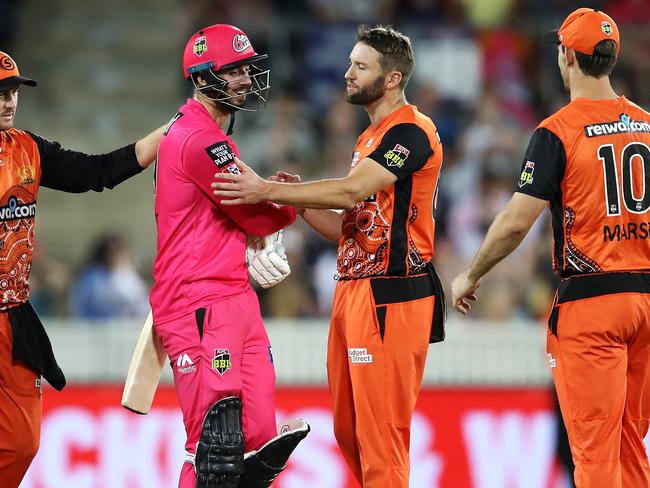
top-left (246, 231), bottom-right (291, 288)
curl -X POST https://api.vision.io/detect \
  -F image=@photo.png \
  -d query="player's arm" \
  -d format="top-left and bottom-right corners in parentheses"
top-left (212, 123), bottom-right (434, 210)
top-left (451, 193), bottom-right (547, 313)
top-left (266, 171), bottom-right (344, 242)
top-left (184, 134), bottom-right (296, 236)
top-left (451, 127), bottom-right (566, 314)
top-left (301, 209), bottom-right (344, 243)
top-left (134, 125), bottom-right (166, 168)
top-left (30, 126), bottom-right (165, 192)
top-left (217, 157), bottom-right (397, 209)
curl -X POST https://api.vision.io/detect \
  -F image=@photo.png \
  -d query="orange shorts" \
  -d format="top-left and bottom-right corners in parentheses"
top-left (0, 313), bottom-right (42, 488)
top-left (548, 273), bottom-right (650, 488)
top-left (328, 273), bottom-right (440, 488)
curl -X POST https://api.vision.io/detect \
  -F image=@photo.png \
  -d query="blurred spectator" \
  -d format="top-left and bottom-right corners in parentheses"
top-left (0, 0), bottom-right (16, 51)
top-left (69, 232), bottom-right (149, 320)
top-left (29, 245), bottom-right (72, 318)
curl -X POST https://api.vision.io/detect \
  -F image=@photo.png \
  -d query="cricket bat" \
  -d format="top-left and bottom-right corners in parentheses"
top-left (121, 310), bottom-right (167, 414)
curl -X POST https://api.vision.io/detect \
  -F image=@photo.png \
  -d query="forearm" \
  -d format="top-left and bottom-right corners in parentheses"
top-left (467, 211), bottom-right (530, 282)
top-left (301, 209), bottom-right (344, 243)
top-left (224, 202), bottom-right (296, 237)
top-left (266, 179), bottom-right (361, 210)
top-left (135, 125), bottom-right (166, 168)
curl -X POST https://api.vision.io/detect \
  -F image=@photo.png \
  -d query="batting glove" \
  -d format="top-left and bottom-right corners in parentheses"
top-left (246, 231), bottom-right (291, 288)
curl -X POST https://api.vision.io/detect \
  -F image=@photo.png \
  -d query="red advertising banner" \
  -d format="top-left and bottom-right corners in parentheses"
top-left (20, 386), bottom-right (579, 488)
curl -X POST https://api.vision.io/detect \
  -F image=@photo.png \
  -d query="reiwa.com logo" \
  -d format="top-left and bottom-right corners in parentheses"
top-left (585, 113), bottom-right (650, 138)
top-left (0, 196), bottom-right (36, 222)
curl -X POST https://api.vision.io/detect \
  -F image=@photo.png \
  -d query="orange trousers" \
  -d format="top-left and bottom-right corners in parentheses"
top-left (0, 314), bottom-right (41, 488)
top-left (548, 292), bottom-right (650, 488)
top-left (328, 276), bottom-right (435, 488)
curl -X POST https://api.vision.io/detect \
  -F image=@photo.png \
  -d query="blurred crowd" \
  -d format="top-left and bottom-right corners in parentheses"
top-left (14, 0), bottom-right (650, 322)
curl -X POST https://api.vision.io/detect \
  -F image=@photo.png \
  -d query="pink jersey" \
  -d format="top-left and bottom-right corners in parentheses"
top-left (151, 99), bottom-right (295, 323)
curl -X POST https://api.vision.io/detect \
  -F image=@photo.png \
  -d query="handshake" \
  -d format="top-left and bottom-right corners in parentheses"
top-left (246, 230), bottom-right (290, 288)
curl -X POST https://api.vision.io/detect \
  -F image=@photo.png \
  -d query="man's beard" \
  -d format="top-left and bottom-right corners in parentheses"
top-left (346, 75), bottom-right (385, 105)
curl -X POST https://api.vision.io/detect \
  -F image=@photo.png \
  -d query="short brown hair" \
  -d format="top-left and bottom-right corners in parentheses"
top-left (356, 25), bottom-right (415, 90)
top-left (573, 39), bottom-right (618, 78)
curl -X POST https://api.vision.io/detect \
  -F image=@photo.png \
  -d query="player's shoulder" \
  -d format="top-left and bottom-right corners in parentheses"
top-left (5, 128), bottom-right (34, 141)
top-left (382, 105), bottom-right (439, 143)
top-left (538, 102), bottom-right (577, 130)
top-left (623, 97), bottom-right (650, 119)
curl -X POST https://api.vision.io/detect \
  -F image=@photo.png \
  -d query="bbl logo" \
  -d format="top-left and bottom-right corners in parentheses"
top-left (384, 144), bottom-right (410, 168)
top-left (213, 348), bottom-right (231, 375)
top-left (193, 36), bottom-right (208, 57)
top-left (519, 160), bottom-right (535, 188)
top-left (601, 21), bottom-right (612, 36)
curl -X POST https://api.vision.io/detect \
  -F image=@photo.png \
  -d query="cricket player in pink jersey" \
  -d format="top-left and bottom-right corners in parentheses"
top-left (151, 24), bottom-right (309, 488)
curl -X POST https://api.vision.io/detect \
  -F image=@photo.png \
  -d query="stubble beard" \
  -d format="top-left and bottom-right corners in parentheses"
top-left (346, 75), bottom-right (386, 105)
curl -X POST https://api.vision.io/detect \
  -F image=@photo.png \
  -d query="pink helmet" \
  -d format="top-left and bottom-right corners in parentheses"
top-left (183, 24), bottom-right (268, 79)
top-left (182, 24), bottom-right (269, 114)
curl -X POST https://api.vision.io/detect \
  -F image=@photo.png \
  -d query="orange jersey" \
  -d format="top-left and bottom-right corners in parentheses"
top-left (0, 129), bottom-right (41, 307)
top-left (516, 96), bottom-right (650, 277)
top-left (337, 105), bottom-right (443, 279)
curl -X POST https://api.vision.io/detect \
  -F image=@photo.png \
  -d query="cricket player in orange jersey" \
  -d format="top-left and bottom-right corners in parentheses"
top-left (0, 51), bottom-right (163, 487)
top-left (212, 25), bottom-right (446, 488)
top-left (452, 8), bottom-right (650, 488)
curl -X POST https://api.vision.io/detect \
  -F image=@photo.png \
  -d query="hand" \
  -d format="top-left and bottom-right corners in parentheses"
top-left (246, 231), bottom-right (291, 288)
top-left (451, 271), bottom-right (479, 315)
top-left (268, 171), bottom-right (301, 184)
top-left (268, 171), bottom-right (305, 216)
top-left (212, 157), bottom-right (269, 205)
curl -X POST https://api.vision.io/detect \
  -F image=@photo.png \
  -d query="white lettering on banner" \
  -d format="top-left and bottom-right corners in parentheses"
top-left (462, 411), bottom-right (555, 488)
top-left (100, 409), bottom-right (185, 487)
top-left (35, 408), bottom-right (96, 488)
top-left (21, 408), bottom-right (185, 488)
top-left (409, 412), bottom-right (444, 487)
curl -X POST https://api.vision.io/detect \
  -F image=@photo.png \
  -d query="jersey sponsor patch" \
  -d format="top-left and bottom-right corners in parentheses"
top-left (348, 347), bottom-right (373, 364)
top-left (384, 144), bottom-right (410, 168)
top-left (213, 348), bottom-right (232, 375)
top-left (232, 33), bottom-right (251, 53)
top-left (518, 160), bottom-right (535, 187)
top-left (351, 151), bottom-right (360, 167)
top-left (176, 353), bottom-right (197, 374)
top-left (205, 141), bottom-right (236, 168)
top-left (584, 114), bottom-right (650, 138)
top-left (0, 196), bottom-right (36, 222)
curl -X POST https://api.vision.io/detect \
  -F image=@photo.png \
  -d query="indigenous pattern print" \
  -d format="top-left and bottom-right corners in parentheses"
top-left (339, 191), bottom-right (392, 278)
top-left (563, 206), bottom-right (602, 275)
top-left (335, 106), bottom-right (443, 280)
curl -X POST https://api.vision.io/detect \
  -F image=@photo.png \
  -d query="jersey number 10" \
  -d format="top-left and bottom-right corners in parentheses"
top-left (598, 143), bottom-right (650, 216)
